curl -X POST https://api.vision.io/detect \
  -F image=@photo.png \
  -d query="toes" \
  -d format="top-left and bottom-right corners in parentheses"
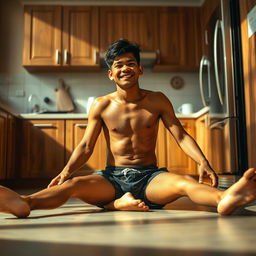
top-left (143, 206), bottom-right (149, 211)
top-left (244, 168), bottom-right (256, 179)
top-left (138, 202), bottom-right (145, 208)
top-left (132, 199), bottom-right (142, 206)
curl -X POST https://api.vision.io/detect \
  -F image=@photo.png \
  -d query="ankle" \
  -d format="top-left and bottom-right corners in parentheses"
top-left (216, 190), bottom-right (224, 205)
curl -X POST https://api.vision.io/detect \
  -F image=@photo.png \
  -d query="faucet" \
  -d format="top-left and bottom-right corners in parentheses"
top-left (27, 94), bottom-right (40, 113)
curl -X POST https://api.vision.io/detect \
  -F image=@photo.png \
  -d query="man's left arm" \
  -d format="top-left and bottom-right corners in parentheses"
top-left (157, 92), bottom-right (218, 187)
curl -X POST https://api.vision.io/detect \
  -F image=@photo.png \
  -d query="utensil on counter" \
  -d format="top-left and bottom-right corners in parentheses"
top-left (55, 79), bottom-right (75, 112)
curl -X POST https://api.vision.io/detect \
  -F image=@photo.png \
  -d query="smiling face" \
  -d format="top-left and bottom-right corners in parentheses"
top-left (108, 53), bottom-right (143, 90)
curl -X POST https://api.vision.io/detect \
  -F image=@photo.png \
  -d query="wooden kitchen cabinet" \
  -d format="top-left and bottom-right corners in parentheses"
top-left (195, 114), bottom-right (226, 173)
top-left (19, 120), bottom-right (65, 178)
top-left (153, 7), bottom-right (202, 72)
top-left (99, 7), bottom-right (157, 52)
top-left (0, 110), bottom-right (17, 180)
top-left (200, 0), bottom-right (220, 56)
top-left (23, 6), bottom-right (99, 69)
top-left (6, 114), bottom-right (17, 179)
top-left (0, 110), bottom-right (8, 179)
top-left (156, 119), bottom-right (197, 175)
top-left (18, 117), bottom-right (198, 179)
top-left (65, 120), bottom-right (107, 172)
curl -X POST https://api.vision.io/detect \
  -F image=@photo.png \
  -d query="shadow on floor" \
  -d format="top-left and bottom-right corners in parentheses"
top-left (1, 239), bottom-right (255, 256)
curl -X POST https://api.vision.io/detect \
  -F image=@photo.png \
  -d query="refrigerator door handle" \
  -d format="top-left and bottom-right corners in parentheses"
top-left (214, 19), bottom-right (225, 106)
top-left (209, 116), bottom-right (237, 130)
top-left (199, 55), bottom-right (211, 107)
top-left (209, 118), bottom-right (226, 130)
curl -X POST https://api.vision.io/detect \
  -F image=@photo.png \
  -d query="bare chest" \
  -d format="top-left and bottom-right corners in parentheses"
top-left (102, 103), bottom-right (159, 134)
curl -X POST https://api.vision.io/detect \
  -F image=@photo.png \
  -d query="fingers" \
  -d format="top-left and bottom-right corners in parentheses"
top-left (57, 176), bottom-right (65, 185)
top-left (198, 173), bottom-right (204, 184)
top-left (47, 176), bottom-right (60, 188)
top-left (210, 172), bottom-right (218, 187)
top-left (198, 169), bottom-right (218, 187)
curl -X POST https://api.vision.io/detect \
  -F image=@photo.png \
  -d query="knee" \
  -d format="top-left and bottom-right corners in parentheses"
top-left (176, 175), bottom-right (197, 193)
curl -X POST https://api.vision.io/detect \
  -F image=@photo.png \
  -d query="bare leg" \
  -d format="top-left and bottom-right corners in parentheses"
top-left (145, 172), bottom-right (222, 207)
top-left (0, 175), bottom-right (115, 218)
top-left (104, 192), bottom-right (149, 211)
top-left (145, 168), bottom-right (256, 215)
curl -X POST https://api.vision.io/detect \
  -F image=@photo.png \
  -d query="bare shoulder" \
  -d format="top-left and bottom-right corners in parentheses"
top-left (88, 94), bottom-right (113, 117)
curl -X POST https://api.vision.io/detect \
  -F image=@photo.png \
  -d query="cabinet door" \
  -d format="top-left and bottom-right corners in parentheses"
top-left (154, 7), bottom-right (201, 72)
top-left (0, 110), bottom-right (8, 179)
top-left (65, 120), bottom-right (107, 172)
top-left (196, 115), bottom-right (226, 173)
top-left (63, 7), bottom-right (99, 66)
top-left (20, 120), bottom-right (65, 178)
top-left (100, 7), bottom-right (156, 52)
top-left (156, 119), bottom-right (197, 175)
top-left (23, 6), bottom-right (62, 66)
top-left (6, 114), bottom-right (16, 179)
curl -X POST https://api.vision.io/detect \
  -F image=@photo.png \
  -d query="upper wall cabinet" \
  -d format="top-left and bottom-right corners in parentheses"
top-left (22, 5), bottom-right (201, 72)
top-left (99, 7), bottom-right (157, 52)
top-left (153, 7), bottom-right (202, 72)
top-left (23, 6), bottom-right (100, 70)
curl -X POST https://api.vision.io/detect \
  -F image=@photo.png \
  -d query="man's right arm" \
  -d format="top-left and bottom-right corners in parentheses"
top-left (48, 98), bottom-right (104, 187)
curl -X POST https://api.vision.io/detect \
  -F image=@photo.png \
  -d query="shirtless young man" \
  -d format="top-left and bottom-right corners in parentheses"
top-left (1, 39), bottom-right (256, 218)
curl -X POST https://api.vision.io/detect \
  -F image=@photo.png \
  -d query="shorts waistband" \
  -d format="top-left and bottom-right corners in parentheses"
top-left (105, 166), bottom-right (158, 171)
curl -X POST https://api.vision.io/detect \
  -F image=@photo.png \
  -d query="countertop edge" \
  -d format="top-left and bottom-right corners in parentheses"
top-left (19, 107), bottom-right (210, 120)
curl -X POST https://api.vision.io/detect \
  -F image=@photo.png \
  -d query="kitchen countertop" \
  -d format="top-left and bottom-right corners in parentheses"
top-left (1, 100), bottom-right (210, 119)
top-left (19, 107), bottom-right (210, 119)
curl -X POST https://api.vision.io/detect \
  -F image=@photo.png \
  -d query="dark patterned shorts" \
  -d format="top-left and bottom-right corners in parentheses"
top-left (93, 166), bottom-right (168, 209)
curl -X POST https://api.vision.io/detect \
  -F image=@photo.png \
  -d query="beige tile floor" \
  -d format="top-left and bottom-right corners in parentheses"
top-left (1, 190), bottom-right (256, 256)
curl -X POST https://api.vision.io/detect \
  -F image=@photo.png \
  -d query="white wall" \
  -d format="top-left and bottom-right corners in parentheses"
top-left (0, 0), bottom-right (204, 114)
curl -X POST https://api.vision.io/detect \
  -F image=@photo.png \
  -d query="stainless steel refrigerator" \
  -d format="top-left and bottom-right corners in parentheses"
top-left (199, 0), bottom-right (247, 179)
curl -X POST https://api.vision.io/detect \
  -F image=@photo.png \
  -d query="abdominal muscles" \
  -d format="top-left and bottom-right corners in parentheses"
top-left (107, 131), bottom-right (158, 166)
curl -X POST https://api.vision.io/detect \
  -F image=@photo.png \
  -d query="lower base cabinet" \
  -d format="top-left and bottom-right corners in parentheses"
top-left (65, 120), bottom-right (107, 173)
top-left (156, 119), bottom-right (197, 175)
top-left (195, 114), bottom-right (226, 173)
top-left (0, 110), bottom-right (16, 180)
top-left (19, 120), bottom-right (65, 178)
top-left (19, 118), bottom-right (198, 179)
top-left (19, 119), bottom-right (107, 179)
top-left (0, 110), bottom-right (8, 179)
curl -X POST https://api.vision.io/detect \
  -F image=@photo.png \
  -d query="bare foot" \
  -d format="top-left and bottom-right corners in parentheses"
top-left (105, 192), bottom-right (149, 211)
top-left (0, 186), bottom-right (30, 218)
top-left (218, 168), bottom-right (256, 215)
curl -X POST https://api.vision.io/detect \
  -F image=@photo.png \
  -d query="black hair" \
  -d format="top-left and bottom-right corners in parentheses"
top-left (104, 39), bottom-right (141, 69)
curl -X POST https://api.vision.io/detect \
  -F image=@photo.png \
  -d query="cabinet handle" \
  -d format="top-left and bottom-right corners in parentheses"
top-left (204, 30), bottom-right (209, 45)
top-left (64, 49), bottom-right (68, 64)
top-left (33, 124), bottom-right (55, 128)
top-left (93, 50), bottom-right (98, 64)
top-left (75, 124), bottom-right (87, 128)
top-left (56, 49), bottom-right (60, 64)
top-left (156, 49), bottom-right (160, 64)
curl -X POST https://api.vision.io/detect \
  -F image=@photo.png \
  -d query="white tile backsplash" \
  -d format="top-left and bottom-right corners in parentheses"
top-left (0, 68), bottom-right (203, 114)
